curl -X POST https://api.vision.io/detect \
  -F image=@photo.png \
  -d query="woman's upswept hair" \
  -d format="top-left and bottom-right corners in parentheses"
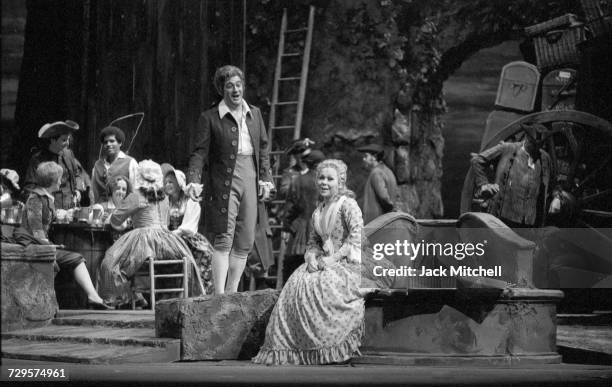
top-left (36, 161), bottom-right (63, 188)
top-left (106, 174), bottom-right (131, 198)
top-left (136, 159), bottom-right (165, 202)
top-left (316, 159), bottom-right (355, 200)
top-left (213, 65), bottom-right (245, 96)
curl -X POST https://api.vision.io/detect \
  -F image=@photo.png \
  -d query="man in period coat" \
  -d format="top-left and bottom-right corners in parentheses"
top-left (186, 65), bottom-right (273, 294)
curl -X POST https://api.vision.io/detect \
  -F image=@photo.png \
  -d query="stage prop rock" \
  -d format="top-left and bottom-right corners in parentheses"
top-left (155, 289), bottom-right (280, 360)
top-left (1, 242), bottom-right (58, 332)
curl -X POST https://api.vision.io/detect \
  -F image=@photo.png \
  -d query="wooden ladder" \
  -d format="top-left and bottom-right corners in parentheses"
top-left (266, 6), bottom-right (315, 290)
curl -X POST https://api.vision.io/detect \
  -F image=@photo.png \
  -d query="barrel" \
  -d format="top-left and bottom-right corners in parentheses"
top-left (50, 223), bottom-right (113, 308)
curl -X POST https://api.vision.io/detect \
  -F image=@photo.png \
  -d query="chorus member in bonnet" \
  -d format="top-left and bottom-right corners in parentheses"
top-left (24, 120), bottom-right (93, 209)
top-left (163, 163), bottom-right (214, 295)
top-left (98, 160), bottom-right (205, 307)
top-left (91, 126), bottom-right (138, 203)
top-left (1, 168), bottom-right (21, 208)
top-left (186, 65), bottom-right (274, 294)
top-left (253, 159), bottom-right (364, 365)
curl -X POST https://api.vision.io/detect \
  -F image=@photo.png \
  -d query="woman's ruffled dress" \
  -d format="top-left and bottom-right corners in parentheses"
top-left (253, 196), bottom-right (365, 365)
top-left (98, 192), bottom-right (199, 306)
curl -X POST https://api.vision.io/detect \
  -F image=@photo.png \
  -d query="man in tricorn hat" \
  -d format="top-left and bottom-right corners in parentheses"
top-left (357, 143), bottom-right (399, 225)
top-left (24, 121), bottom-right (93, 209)
top-left (471, 123), bottom-right (563, 227)
top-left (278, 138), bottom-right (315, 199)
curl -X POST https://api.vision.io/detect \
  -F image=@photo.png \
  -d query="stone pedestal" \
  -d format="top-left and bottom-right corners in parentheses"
top-left (1, 242), bottom-right (58, 332)
top-left (355, 287), bottom-right (564, 366)
top-left (155, 289), bottom-right (280, 360)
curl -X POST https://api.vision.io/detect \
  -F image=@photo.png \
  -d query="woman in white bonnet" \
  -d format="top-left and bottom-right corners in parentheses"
top-left (162, 163), bottom-right (214, 295)
top-left (1, 168), bottom-right (20, 207)
top-left (98, 160), bottom-right (205, 307)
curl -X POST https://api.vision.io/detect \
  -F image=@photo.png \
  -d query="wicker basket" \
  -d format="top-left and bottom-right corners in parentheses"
top-left (525, 14), bottom-right (586, 70)
top-left (580, 0), bottom-right (612, 37)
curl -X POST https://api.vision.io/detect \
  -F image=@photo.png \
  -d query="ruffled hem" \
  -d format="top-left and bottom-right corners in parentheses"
top-left (252, 323), bottom-right (363, 366)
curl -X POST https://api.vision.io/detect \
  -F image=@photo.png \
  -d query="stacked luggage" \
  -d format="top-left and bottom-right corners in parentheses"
top-left (481, 1), bottom-right (611, 150)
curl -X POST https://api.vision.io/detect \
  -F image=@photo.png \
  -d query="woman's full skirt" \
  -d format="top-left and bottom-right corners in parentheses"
top-left (252, 260), bottom-right (364, 365)
top-left (99, 226), bottom-right (194, 306)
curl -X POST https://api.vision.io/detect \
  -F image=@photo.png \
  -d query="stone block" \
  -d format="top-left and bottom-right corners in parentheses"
top-left (1, 243), bottom-right (58, 332)
top-left (155, 289), bottom-right (280, 360)
top-left (356, 287), bottom-right (564, 366)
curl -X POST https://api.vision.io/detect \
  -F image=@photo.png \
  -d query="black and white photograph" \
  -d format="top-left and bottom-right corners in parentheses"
top-left (1, 0), bottom-right (611, 385)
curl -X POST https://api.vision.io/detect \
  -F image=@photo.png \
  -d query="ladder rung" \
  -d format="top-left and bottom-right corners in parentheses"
top-left (154, 288), bottom-right (185, 293)
top-left (282, 52), bottom-right (301, 57)
top-left (279, 77), bottom-right (301, 81)
top-left (154, 274), bottom-right (184, 279)
top-left (275, 101), bottom-right (299, 106)
top-left (285, 27), bottom-right (308, 33)
top-left (271, 125), bottom-right (295, 130)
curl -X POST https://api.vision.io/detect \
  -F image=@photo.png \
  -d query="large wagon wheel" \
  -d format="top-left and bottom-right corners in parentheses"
top-left (460, 110), bottom-right (612, 228)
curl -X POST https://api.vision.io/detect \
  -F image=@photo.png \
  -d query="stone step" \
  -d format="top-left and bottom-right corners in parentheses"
top-left (557, 325), bottom-right (612, 355)
top-left (2, 325), bottom-right (176, 348)
top-left (1, 338), bottom-right (179, 364)
top-left (53, 311), bottom-right (155, 329)
top-left (557, 324), bottom-right (612, 365)
top-left (557, 311), bottom-right (612, 326)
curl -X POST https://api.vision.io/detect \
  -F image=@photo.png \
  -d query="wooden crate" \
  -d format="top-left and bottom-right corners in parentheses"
top-left (525, 14), bottom-right (586, 70)
top-left (541, 68), bottom-right (577, 111)
top-left (495, 61), bottom-right (540, 113)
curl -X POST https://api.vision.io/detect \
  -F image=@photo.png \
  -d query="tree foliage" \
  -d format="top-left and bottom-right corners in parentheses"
top-left (243, 0), bottom-right (581, 216)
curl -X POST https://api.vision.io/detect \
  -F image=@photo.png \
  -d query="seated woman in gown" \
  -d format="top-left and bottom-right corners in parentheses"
top-left (14, 161), bottom-right (111, 309)
top-left (162, 164), bottom-right (214, 295)
top-left (98, 160), bottom-right (205, 307)
top-left (100, 175), bottom-right (132, 241)
top-left (253, 159), bottom-right (365, 365)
